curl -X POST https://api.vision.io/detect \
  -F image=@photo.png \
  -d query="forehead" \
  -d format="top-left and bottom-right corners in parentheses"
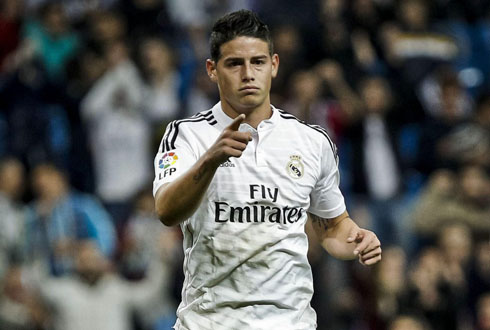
top-left (219, 36), bottom-right (270, 60)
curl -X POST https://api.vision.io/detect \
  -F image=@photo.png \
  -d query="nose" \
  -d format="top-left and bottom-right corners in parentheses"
top-left (241, 62), bottom-right (254, 82)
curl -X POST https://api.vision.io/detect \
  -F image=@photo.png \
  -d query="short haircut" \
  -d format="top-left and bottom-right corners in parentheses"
top-left (209, 9), bottom-right (273, 62)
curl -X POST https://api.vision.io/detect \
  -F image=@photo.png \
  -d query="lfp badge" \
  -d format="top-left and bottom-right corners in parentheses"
top-left (159, 152), bottom-right (178, 169)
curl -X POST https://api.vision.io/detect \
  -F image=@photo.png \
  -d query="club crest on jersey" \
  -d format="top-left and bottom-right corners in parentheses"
top-left (286, 155), bottom-right (304, 179)
top-left (159, 152), bottom-right (178, 169)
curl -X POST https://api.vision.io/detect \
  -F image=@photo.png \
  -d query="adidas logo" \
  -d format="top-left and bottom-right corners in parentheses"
top-left (219, 160), bottom-right (235, 168)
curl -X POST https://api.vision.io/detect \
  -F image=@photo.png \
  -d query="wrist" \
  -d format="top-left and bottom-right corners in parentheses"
top-left (201, 151), bottom-right (222, 170)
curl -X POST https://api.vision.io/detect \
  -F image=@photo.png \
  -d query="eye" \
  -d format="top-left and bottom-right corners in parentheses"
top-left (253, 59), bottom-right (265, 65)
top-left (227, 61), bottom-right (241, 67)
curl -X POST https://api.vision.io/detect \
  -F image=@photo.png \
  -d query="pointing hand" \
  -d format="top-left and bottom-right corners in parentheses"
top-left (206, 114), bottom-right (252, 167)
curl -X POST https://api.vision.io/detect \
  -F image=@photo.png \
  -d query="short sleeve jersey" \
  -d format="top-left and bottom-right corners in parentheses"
top-left (153, 103), bottom-right (346, 330)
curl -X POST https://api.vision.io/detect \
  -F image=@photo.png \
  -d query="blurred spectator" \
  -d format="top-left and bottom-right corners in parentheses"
top-left (388, 314), bottom-right (431, 330)
top-left (437, 223), bottom-right (473, 286)
top-left (62, 0), bottom-right (118, 23)
top-left (347, 0), bottom-right (383, 38)
top-left (166, 0), bottom-right (253, 67)
top-left (283, 65), bottom-right (352, 143)
top-left (469, 241), bottom-right (490, 314)
top-left (434, 91), bottom-right (490, 169)
top-left (318, 0), bottom-right (361, 83)
top-left (0, 265), bottom-right (46, 330)
top-left (412, 166), bottom-right (490, 239)
top-left (283, 70), bottom-right (323, 121)
top-left (436, 223), bottom-right (473, 326)
top-left (416, 73), bottom-right (473, 175)
top-left (0, 158), bottom-right (26, 279)
top-left (269, 24), bottom-right (306, 105)
top-left (166, 0), bottom-right (252, 31)
top-left (400, 247), bottom-right (460, 330)
top-left (350, 29), bottom-right (386, 75)
top-left (344, 76), bottom-right (405, 246)
top-left (1, 2), bottom-right (490, 329)
top-left (377, 0), bottom-right (460, 124)
top-left (60, 45), bottom-right (107, 193)
top-left (185, 69), bottom-right (218, 117)
top-left (373, 246), bottom-right (408, 328)
top-left (0, 0), bottom-right (24, 72)
top-left (20, 2), bottom-right (80, 84)
top-left (0, 52), bottom-right (72, 169)
top-left (80, 39), bottom-right (151, 225)
top-left (380, 0), bottom-right (459, 86)
top-left (477, 293), bottom-right (490, 330)
top-left (138, 36), bottom-right (182, 125)
top-left (86, 9), bottom-right (127, 50)
top-left (118, 0), bottom-right (174, 41)
top-left (120, 189), bottom-right (181, 329)
top-left (31, 239), bottom-right (166, 330)
top-left (25, 163), bottom-right (116, 276)
top-left (417, 66), bottom-right (473, 120)
top-left (22, 0), bottom-right (118, 17)
top-left (315, 60), bottom-right (366, 134)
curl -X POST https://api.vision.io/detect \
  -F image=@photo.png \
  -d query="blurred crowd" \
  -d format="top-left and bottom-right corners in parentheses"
top-left (0, 0), bottom-right (489, 330)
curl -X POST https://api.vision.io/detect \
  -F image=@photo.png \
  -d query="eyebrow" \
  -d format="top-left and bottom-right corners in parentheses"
top-left (223, 55), bottom-right (268, 63)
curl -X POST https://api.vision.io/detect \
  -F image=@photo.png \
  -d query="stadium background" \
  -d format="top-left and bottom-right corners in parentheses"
top-left (0, 0), bottom-right (489, 329)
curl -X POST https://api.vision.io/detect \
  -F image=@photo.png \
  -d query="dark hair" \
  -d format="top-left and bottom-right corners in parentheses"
top-left (210, 10), bottom-right (273, 62)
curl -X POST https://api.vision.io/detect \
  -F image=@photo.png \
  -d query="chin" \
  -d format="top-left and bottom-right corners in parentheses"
top-left (240, 96), bottom-right (263, 107)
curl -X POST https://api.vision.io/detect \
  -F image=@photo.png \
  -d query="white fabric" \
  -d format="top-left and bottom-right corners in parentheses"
top-left (363, 114), bottom-right (400, 200)
top-left (153, 103), bottom-right (346, 330)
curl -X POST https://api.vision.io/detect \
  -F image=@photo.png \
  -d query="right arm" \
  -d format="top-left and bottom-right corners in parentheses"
top-left (155, 114), bottom-right (251, 226)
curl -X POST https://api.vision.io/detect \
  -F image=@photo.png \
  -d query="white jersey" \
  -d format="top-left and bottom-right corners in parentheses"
top-left (153, 103), bottom-right (346, 330)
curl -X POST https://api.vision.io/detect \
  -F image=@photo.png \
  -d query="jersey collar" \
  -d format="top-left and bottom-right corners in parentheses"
top-left (211, 102), bottom-right (280, 131)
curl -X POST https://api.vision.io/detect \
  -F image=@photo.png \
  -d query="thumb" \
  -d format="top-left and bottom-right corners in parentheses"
top-left (346, 229), bottom-right (360, 243)
top-left (227, 113), bottom-right (246, 131)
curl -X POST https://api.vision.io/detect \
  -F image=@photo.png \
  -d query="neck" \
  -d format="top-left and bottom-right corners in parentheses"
top-left (221, 99), bottom-right (272, 128)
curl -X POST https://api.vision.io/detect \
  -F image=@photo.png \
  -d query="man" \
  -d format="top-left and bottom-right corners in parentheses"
top-left (0, 157), bottom-right (26, 278)
top-left (26, 163), bottom-right (116, 275)
top-left (153, 10), bottom-right (382, 330)
top-left (32, 239), bottom-right (166, 330)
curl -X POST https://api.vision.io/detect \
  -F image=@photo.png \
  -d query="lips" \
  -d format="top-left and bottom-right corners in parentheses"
top-left (239, 86), bottom-right (259, 92)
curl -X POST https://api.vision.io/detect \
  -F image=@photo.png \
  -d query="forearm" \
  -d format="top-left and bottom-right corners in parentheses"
top-left (155, 114), bottom-right (251, 226)
top-left (155, 153), bottom-right (218, 226)
top-left (310, 212), bottom-right (358, 260)
top-left (321, 217), bottom-right (360, 260)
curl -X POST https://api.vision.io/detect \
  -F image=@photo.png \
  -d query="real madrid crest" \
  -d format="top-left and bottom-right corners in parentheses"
top-left (286, 155), bottom-right (304, 179)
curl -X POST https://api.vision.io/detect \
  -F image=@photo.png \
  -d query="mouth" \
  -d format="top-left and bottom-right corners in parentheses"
top-left (239, 86), bottom-right (260, 92)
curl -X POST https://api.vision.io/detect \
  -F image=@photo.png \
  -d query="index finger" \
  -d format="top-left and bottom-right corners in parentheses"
top-left (227, 114), bottom-right (246, 131)
top-left (354, 235), bottom-right (376, 255)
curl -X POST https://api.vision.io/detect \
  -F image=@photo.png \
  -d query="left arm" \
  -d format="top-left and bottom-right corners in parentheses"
top-left (308, 210), bottom-right (382, 265)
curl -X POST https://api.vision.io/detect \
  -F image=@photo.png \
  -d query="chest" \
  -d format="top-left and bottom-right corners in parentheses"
top-left (199, 127), bottom-right (321, 209)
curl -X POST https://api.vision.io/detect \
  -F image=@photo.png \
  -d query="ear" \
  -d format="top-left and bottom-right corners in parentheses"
top-left (271, 54), bottom-right (279, 79)
top-left (206, 59), bottom-right (218, 83)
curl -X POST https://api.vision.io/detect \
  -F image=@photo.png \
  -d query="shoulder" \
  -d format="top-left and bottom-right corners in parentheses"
top-left (168, 109), bottom-right (217, 132)
top-left (276, 108), bottom-right (337, 155)
top-left (160, 109), bottom-right (217, 152)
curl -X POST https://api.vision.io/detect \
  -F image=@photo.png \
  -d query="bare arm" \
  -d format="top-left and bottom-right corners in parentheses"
top-left (308, 210), bottom-right (382, 265)
top-left (155, 114), bottom-right (252, 226)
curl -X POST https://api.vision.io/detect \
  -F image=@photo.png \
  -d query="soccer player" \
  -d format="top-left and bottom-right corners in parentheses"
top-left (153, 9), bottom-right (382, 330)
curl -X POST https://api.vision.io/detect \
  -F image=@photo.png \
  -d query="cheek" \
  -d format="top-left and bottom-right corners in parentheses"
top-left (220, 75), bottom-right (238, 91)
